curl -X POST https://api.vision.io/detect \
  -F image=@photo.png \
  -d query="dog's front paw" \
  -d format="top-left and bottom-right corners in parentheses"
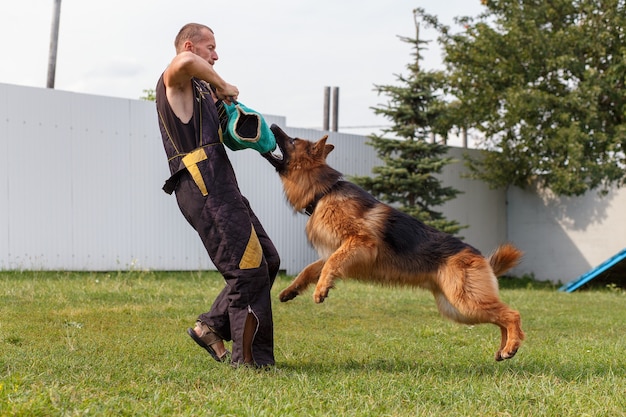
top-left (279, 288), bottom-right (299, 302)
top-left (313, 287), bottom-right (329, 303)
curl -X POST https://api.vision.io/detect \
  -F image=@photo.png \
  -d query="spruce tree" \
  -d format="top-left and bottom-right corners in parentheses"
top-left (352, 12), bottom-right (464, 235)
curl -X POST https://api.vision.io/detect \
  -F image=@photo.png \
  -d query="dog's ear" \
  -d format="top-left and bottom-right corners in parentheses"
top-left (323, 144), bottom-right (334, 158)
top-left (312, 135), bottom-right (328, 157)
top-left (313, 135), bottom-right (334, 159)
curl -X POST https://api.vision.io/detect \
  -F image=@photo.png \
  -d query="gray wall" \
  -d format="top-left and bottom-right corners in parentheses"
top-left (3, 83), bottom-right (622, 282)
top-left (508, 184), bottom-right (626, 283)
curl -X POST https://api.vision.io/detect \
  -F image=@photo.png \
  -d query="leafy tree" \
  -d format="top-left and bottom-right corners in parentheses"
top-left (419, 1), bottom-right (626, 196)
top-left (352, 12), bottom-right (464, 235)
top-left (140, 89), bottom-right (156, 101)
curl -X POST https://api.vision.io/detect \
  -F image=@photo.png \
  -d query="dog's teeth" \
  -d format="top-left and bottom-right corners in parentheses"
top-left (270, 148), bottom-right (284, 161)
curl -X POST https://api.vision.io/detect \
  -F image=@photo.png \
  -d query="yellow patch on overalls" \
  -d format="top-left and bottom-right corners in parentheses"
top-left (239, 225), bottom-right (263, 269)
top-left (182, 148), bottom-right (209, 196)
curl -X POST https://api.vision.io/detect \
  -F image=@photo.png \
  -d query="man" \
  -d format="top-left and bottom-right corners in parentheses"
top-left (155, 23), bottom-right (280, 367)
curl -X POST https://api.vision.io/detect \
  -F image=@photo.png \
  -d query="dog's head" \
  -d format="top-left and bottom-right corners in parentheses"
top-left (263, 124), bottom-right (334, 175)
top-left (263, 124), bottom-right (341, 211)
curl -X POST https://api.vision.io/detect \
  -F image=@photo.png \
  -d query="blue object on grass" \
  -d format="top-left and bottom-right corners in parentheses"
top-left (559, 247), bottom-right (626, 292)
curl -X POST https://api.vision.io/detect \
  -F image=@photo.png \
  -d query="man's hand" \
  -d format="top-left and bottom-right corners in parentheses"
top-left (215, 83), bottom-right (239, 105)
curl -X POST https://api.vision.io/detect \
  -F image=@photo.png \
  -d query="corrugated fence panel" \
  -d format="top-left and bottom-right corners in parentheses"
top-left (0, 83), bottom-right (507, 275)
top-left (0, 84), bottom-right (8, 265)
top-left (70, 93), bottom-right (134, 269)
top-left (5, 85), bottom-right (75, 269)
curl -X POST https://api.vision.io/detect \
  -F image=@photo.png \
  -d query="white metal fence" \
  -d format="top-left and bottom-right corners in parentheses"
top-left (3, 82), bottom-right (623, 282)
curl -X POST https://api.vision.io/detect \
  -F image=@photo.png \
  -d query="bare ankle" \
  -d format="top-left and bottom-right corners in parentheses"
top-left (211, 340), bottom-right (227, 357)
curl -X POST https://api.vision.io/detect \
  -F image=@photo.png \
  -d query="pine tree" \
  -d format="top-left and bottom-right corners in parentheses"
top-left (352, 11), bottom-right (464, 235)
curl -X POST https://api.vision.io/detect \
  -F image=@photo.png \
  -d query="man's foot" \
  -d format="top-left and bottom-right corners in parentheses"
top-left (187, 321), bottom-right (230, 362)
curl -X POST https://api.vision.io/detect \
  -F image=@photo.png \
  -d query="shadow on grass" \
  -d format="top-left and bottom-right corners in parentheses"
top-left (277, 356), bottom-right (623, 381)
top-left (498, 275), bottom-right (560, 290)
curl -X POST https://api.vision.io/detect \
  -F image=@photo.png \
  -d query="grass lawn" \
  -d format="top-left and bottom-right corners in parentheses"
top-left (0, 271), bottom-right (624, 416)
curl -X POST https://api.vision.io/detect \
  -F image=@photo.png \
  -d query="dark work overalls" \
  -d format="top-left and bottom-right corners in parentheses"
top-left (156, 75), bottom-right (280, 366)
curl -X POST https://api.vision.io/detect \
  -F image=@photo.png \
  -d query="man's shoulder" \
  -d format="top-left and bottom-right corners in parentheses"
top-left (159, 68), bottom-right (194, 102)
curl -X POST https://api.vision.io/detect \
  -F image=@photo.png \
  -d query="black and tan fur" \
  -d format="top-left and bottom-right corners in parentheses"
top-left (263, 125), bottom-right (525, 361)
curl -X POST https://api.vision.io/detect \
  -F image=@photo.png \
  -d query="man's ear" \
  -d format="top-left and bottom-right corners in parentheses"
top-left (183, 40), bottom-right (194, 51)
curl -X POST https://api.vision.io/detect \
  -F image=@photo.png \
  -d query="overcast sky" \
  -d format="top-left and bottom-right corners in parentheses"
top-left (1, 1), bottom-right (483, 142)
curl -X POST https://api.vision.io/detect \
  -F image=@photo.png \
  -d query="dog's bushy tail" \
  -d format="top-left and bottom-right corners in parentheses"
top-left (489, 243), bottom-right (523, 276)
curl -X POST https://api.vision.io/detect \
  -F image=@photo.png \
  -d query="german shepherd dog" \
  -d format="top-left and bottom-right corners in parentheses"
top-left (263, 125), bottom-right (525, 361)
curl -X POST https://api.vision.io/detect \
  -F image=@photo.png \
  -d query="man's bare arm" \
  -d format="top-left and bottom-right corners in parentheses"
top-left (164, 51), bottom-right (239, 122)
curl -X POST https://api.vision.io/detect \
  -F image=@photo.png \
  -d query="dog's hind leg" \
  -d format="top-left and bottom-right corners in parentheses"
top-left (435, 256), bottom-right (524, 361)
top-left (472, 284), bottom-right (524, 361)
top-left (493, 310), bottom-right (524, 361)
top-left (434, 287), bottom-right (524, 361)
top-left (279, 259), bottom-right (324, 302)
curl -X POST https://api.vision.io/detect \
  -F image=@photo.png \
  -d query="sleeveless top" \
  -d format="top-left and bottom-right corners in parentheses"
top-left (155, 75), bottom-right (226, 194)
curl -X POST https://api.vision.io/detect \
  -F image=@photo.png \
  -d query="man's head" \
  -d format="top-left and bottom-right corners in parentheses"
top-left (174, 23), bottom-right (218, 64)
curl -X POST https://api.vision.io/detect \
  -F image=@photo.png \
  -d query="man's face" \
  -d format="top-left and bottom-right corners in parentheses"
top-left (192, 29), bottom-right (219, 65)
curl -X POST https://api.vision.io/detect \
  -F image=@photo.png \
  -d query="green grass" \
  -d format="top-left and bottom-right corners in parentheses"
top-left (1, 271), bottom-right (624, 416)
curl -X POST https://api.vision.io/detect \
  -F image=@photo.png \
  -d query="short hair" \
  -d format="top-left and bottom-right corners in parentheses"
top-left (174, 23), bottom-right (214, 52)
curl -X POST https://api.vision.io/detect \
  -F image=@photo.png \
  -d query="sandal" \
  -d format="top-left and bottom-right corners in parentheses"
top-left (187, 321), bottom-right (230, 362)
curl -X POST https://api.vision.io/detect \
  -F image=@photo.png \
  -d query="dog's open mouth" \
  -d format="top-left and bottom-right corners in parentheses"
top-left (262, 124), bottom-right (292, 172)
top-left (266, 145), bottom-right (284, 162)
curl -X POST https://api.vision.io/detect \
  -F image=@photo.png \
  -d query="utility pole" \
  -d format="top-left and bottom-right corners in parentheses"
top-left (331, 86), bottom-right (339, 132)
top-left (47, 0), bottom-right (62, 88)
top-left (322, 86), bottom-right (340, 132)
top-left (323, 86), bottom-right (331, 131)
